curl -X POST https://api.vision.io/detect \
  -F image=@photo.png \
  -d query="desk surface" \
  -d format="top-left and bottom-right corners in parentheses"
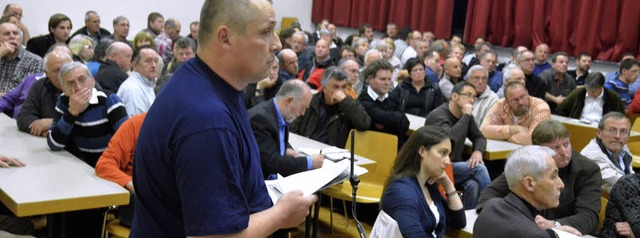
top-left (0, 115), bottom-right (129, 217)
top-left (288, 133), bottom-right (375, 166)
top-left (551, 115), bottom-right (640, 151)
top-left (408, 113), bottom-right (521, 160)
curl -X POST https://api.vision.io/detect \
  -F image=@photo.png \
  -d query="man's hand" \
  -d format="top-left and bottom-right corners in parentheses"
top-left (68, 87), bottom-right (92, 116)
top-left (125, 181), bottom-right (135, 194)
top-left (256, 77), bottom-right (278, 90)
top-left (535, 215), bottom-right (555, 230)
top-left (310, 154), bottom-right (324, 169)
top-left (554, 95), bottom-right (566, 105)
top-left (509, 125), bottom-right (528, 136)
top-left (461, 103), bottom-right (473, 115)
top-left (616, 222), bottom-right (635, 238)
top-left (555, 225), bottom-right (582, 237)
top-left (467, 151), bottom-right (483, 168)
top-left (396, 70), bottom-right (409, 82)
top-left (285, 148), bottom-right (299, 158)
top-left (275, 190), bottom-right (317, 228)
top-left (0, 155), bottom-right (25, 168)
top-left (331, 89), bottom-right (347, 104)
top-left (0, 41), bottom-right (17, 58)
top-left (28, 118), bottom-right (53, 137)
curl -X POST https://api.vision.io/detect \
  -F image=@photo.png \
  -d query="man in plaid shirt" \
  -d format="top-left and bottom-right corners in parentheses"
top-left (0, 22), bottom-right (43, 94)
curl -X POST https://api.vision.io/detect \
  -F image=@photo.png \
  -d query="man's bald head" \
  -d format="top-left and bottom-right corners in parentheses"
top-left (198, 0), bottom-right (262, 44)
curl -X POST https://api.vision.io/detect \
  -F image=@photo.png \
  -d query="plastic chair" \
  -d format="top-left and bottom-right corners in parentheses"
top-left (280, 17), bottom-right (299, 30)
top-left (321, 130), bottom-right (398, 231)
top-left (597, 196), bottom-right (609, 233)
top-left (629, 117), bottom-right (640, 169)
top-left (101, 206), bottom-right (130, 238)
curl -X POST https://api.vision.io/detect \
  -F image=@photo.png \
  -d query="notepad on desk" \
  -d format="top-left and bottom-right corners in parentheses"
top-left (297, 146), bottom-right (353, 162)
top-left (265, 159), bottom-right (368, 204)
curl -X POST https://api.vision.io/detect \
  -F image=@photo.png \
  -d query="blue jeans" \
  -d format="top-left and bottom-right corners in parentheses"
top-left (451, 161), bottom-right (491, 209)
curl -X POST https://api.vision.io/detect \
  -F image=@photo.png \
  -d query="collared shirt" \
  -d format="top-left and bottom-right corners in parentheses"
top-left (438, 74), bottom-right (456, 100)
top-left (480, 96), bottom-right (551, 145)
top-left (117, 71), bottom-right (157, 116)
top-left (367, 85), bottom-right (388, 102)
top-left (271, 98), bottom-right (312, 179)
top-left (605, 147), bottom-right (629, 174)
top-left (0, 48), bottom-right (44, 93)
top-left (580, 89), bottom-right (604, 123)
top-left (154, 32), bottom-right (174, 63)
top-left (472, 89), bottom-right (499, 127)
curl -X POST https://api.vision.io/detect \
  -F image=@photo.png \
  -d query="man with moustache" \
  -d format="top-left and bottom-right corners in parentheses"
top-left (568, 53), bottom-right (591, 86)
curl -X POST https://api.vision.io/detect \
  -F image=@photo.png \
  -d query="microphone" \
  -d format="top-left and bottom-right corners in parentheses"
top-left (349, 130), bottom-right (367, 238)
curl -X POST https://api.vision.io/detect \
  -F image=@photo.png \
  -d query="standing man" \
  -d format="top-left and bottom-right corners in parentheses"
top-left (0, 22), bottom-right (43, 94)
top-left (249, 80), bottom-right (324, 178)
top-left (131, 1), bottom-right (317, 237)
top-left (71, 11), bottom-right (111, 47)
top-left (117, 47), bottom-right (159, 116)
top-left (424, 82), bottom-right (491, 209)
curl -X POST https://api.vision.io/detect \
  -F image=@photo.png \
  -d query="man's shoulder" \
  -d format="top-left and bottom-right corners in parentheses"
top-left (571, 151), bottom-right (601, 172)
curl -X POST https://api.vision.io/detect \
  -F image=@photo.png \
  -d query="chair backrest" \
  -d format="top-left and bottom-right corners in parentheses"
top-left (633, 117), bottom-right (640, 132)
top-left (345, 130), bottom-right (398, 184)
top-left (597, 196), bottom-right (609, 233)
top-left (370, 210), bottom-right (403, 238)
top-left (280, 17), bottom-right (299, 30)
top-left (629, 118), bottom-right (640, 155)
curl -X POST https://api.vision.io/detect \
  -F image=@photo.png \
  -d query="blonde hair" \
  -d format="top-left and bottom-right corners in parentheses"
top-left (68, 35), bottom-right (94, 61)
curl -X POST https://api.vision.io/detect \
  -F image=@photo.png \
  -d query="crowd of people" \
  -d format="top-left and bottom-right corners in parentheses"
top-left (0, 0), bottom-right (639, 237)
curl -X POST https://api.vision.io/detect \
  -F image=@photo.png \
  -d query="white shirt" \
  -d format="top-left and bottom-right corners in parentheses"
top-left (117, 71), bottom-right (156, 116)
top-left (580, 89), bottom-right (604, 123)
top-left (367, 85), bottom-right (388, 102)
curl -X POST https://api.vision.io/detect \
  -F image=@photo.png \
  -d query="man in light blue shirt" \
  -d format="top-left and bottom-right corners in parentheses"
top-left (117, 46), bottom-right (159, 116)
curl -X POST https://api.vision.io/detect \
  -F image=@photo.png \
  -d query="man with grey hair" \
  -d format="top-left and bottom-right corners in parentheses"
top-left (465, 65), bottom-right (497, 126)
top-left (110, 16), bottom-right (132, 48)
top-left (581, 112), bottom-right (634, 193)
top-left (291, 66), bottom-right (370, 147)
top-left (249, 80), bottom-right (323, 179)
top-left (16, 49), bottom-right (72, 136)
top-left (117, 47), bottom-right (160, 116)
top-left (95, 42), bottom-right (133, 94)
top-left (517, 50), bottom-right (547, 99)
top-left (131, 1), bottom-right (317, 237)
top-left (71, 10), bottom-right (111, 47)
top-left (154, 18), bottom-right (181, 63)
top-left (556, 72), bottom-right (624, 122)
top-left (339, 58), bottom-right (361, 98)
top-left (0, 22), bottom-right (43, 94)
top-left (481, 51), bottom-right (503, 93)
top-left (496, 64), bottom-right (526, 98)
top-left (156, 37), bottom-right (197, 93)
top-left (474, 145), bottom-right (567, 237)
top-left (291, 30), bottom-right (311, 70)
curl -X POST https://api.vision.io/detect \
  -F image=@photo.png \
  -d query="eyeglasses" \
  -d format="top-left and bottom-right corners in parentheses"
top-left (602, 128), bottom-right (629, 136)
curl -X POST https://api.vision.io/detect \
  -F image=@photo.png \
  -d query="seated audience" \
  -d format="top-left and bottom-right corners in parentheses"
top-left (47, 62), bottom-right (128, 167)
top-left (25, 13), bottom-right (71, 58)
top-left (477, 120), bottom-right (602, 235)
top-left (601, 174), bottom-right (640, 238)
top-left (141, 12), bottom-right (163, 39)
top-left (467, 42), bottom-right (491, 68)
top-left (439, 57), bottom-right (463, 100)
top-left (17, 48), bottom-right (72, 136)
top-left (358, 59), bottom-right (409, 146)
top-left (556, 72), bottom-right (624, 122)
top-left (480, 51), bottom-right (503, 93)
top-left (606, 54), bottom-right (640, 100)
top-left (290, 66), bottom-right (370, 148)
top-left (533, 43), bottom-right (551, 75)
top-left (291, 31), bottom-right (311, 70)
top-left (248, 80), bottom-right (323, 178)
top-left (389, 58), bottom-right (444, 117)
top-left (117, 47), bottom-right (160, 116)
top-left (338, 58), bottom-right (361, 99)
top-left (567, 53), bottom-right (591, 86)
top-left (496, 64), bottom-right (526, 98)
top-left (68, 34), bottom-right (94, 63)
top-left (300, 38), bottom-right (334, 88)
top-left (0, 22), bottom-right (43, 94)
top-left (0, 72), bottom-right (43, 119)
top-left (466, 65), bottom-right (498, 127)
top-left (605, 58), bottom-right (640, 108)
top-left (539, 52), bottom-right (576, 112)
top-left (424, 82), bottom-right (490, 209)
top-left (244, 57), bottom-right (283, 109)
top-left (156, 37), bottom-right (196, 93)
top-left (474, 145), bottom-right (570, 237)
top-left (496, 46), bottom-right (527, 72)
top-left (95, 42), bottom-right (133, 94)
top-left (580, 112), bottom-right (634, 193)
top-left (71, 11), bottom-right (111, 46)
top-left (518, 50), bottom-right (547, 100)
top-left (277, 49), bottom-right (298, 80)
top-left (381, 126), bottom-right (465, 237)
top-left (154, 18), bottom-right (181, 63)
top-left (481, 81), bottom-right (551, 145)
top-left (423, 49), bottom-right (442, 84)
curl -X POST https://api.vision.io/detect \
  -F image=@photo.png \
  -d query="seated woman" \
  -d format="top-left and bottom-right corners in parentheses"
top-left (389, 58), bottom-right (445, 117)
top-left (601, 174), bottom-right (640, 238)
top-left (381, 126), bottom-right (465, 238)
top-left (68, 34), bottom-right (94, 63)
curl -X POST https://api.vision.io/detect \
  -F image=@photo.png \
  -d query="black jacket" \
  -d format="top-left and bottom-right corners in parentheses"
top-left (26, 34), bottom-right (56, 58)
top-left (16, 77), bottom-right (61, 133)
top-left (95, 59), bottom-right (128, 95)
top-left (358, 88), bottom-right (409, 146)
top-left (389, 79), bottom-right (445, 117)
top-left (290, 91), bottom-right (371, 148)
top-left (248, 99), bottom-right (308, 178)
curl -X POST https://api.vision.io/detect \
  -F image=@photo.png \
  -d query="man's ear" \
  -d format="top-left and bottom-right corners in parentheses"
top-left (217, 26), bottom-right (231, 51)
top-left (523, 176), bottom-right (535, 192)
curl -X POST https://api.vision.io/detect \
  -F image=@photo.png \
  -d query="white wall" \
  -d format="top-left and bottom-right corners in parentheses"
top-left (3, 0), bottom-right (317, 39)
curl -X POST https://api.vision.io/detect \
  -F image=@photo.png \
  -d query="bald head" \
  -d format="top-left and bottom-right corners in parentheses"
top-left (198, 0), bottom-right (260, 45)
top-left (44, 50), bottom-right (73, 90)
top-left (3, 4), bottom-right (22, 20)
top-left (106, 42), bottom-right (133, 72)
top-left (444, 57), bottom-right (462, 79)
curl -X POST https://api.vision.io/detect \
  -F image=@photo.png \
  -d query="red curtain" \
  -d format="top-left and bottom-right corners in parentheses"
top-left (464, 0), bottom-right (640, 61)
top-left (312, 0), bottom-right (454, 39)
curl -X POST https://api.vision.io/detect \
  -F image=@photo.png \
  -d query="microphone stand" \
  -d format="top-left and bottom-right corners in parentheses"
top-left (349, 130), bottom-right (367, 238)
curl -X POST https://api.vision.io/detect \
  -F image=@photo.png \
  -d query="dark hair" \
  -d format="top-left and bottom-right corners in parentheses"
top-left (403, 58), bottom-right (425, 81)
top-left (503, 81), bottom-right (526, 99)
top-left (531, 120), bottom-right (570, 145)
top-left (584, 72), bottom-right (605, 90)
top-left (278, 27), bottom-right (295, 47)
top-left (619, 58), bottom-right (640, 73)
top-left (551, 52), bottom-right (569, 63)
top-left (358, 23), bottom-right (371, 36)
top-left (362, 59), bottom-right (393, 80)
top-left (598, 112), bottom-right (631, 131)
top-left (577, 52), bottom-right (591, 61)
top-left (132, 45), bottom-right (157, 64)
top-left (339, 45), bottom-right (356, 58)
top-left (48, 13), bottom-right (72, 33)
top-left (452, 81), bottom-right (476, 95)
top-left (383, 126), bottom-right (452, 192)
top-left (398, 27), bottom-right (412, 42)
top-left (422, 49), bottom-right (438, 60)
top-left (93, 38), bottom-right (114, 61)
top-left (174, 37), bottom-right (196, 52)
top-left (147, 12), bottom-right (163, 26)
top-left (321, 66), bottom-right (348, 88)
top-left (344, 34), bottom-right (358, 48)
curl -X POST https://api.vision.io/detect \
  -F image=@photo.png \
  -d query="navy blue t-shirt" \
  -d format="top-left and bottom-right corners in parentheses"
top-left (130, 56), bottom-right (272, 237)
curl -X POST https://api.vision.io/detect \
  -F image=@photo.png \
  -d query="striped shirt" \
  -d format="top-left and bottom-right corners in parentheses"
top-left (605, 77), bottom-right (631, 107)
top-left (47, 89), bottom-right (129, 167)
top-left (480, 96), bottom-right (551, 145)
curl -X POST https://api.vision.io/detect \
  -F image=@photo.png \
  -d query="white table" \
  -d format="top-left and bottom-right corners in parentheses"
top-left (0, 114), bottom-right (129, 217)
top-left (408, 113), bottom-right (522, 160)
top-left (552, 115), bottom-right (640, 151)
top-left (288, 133), bottom-right (375, 166)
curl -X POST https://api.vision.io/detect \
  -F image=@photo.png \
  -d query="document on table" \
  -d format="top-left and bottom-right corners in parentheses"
top-left (265, 159), bottom-right (368, 204)
top-left (297, 146), bottom-right (352, 162)
top-left (551, 228), bottom-right (580, 238)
